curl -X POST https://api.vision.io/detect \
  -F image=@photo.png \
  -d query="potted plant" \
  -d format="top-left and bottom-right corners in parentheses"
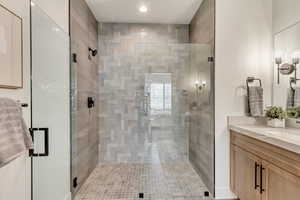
top-left (265, 106), bottom-right (287, 128)
top-left (287, 107), bottom-right (300, 119)
top-left (286, 107), bottom-right (300, 128)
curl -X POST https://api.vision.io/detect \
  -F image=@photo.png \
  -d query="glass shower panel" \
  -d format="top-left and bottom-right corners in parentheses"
top-left (98, 42), bottom-right (215, 196)
top-left (189, 44), bottom-right (215, 195)
top-left (135, 44), bottom-right (190, 164)
top-left (138, 43), bottom-right (215, 194)
top-left (31, 4), bottom-right (70, 200)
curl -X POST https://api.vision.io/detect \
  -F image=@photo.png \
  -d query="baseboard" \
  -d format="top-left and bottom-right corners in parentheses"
top-left (64, 192), bottom-right (72, 200)
top-left (214, 187), bottom-right (237, 200)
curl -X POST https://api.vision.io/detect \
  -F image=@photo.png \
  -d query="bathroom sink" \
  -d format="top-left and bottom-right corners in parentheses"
top-left (265, 130), bottom-right (300, 143)
top-left (265, 131), bottom-right (285, 137)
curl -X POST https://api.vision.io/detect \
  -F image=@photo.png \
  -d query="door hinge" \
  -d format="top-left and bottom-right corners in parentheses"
top-left (208, 57), bottom-right (214, 63)
top-left (87, 97), bottom-right (95, 108)
top-left (204, 191), bottom-right (210, 197)
top-left (73, 177), bottom-right (78, 188)
top-left (72, 53), bottom-right (77, 63)
top-left (138, 193), bottom-right (144, 199)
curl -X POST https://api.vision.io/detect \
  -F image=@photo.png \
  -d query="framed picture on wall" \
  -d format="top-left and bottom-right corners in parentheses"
top-left (0, 4), bottom-right (23, 89)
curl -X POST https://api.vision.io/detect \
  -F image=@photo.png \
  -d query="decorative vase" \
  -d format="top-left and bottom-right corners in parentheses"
top-left (267, 119), bottom-right (285, 128)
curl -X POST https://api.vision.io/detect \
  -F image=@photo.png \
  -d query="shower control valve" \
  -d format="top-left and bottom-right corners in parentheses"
top-left (87, 97), bottom-right (95, 108)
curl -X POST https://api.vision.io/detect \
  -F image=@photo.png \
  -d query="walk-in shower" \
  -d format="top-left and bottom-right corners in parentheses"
top-left (74, 22), bottom-right (215, 199)
top-left (29, 0), bottom-right (215, 199)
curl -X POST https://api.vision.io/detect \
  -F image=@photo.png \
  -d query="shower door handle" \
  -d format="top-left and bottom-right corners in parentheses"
top-left (143, 95), bottom-right (147, 114)
top-left (144, 93), bottom-right (149, 115)
top-left (29, 128), bottom-right (49, 157)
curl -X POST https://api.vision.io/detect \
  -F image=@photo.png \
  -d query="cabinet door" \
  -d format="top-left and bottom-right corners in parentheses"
top-left (231, 145), bottom-right (261, 200)
top-left (262, 161), bottom-right (300, 200)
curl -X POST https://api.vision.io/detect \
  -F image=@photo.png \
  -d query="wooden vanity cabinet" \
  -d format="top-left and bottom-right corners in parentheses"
top-left (261, 160), bottom-right (300, 200)
top-left (231, 131), bottom-right (300, 200)
top-left (231, 145), bottom-right (261, 200)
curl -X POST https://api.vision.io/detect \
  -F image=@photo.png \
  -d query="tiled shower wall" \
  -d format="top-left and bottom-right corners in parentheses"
top-left (189, 0), bottom-right (215, 195)
top-left (98, 23), bottom-right (190, 164)
top-left (70, 0), bottom-right (99, 195)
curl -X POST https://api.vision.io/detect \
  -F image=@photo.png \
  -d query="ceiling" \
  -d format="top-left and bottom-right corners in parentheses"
top-left (85, 0), bottom-right (204, 24)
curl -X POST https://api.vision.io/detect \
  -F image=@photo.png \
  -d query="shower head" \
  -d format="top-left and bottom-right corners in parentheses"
top-left (89, 47), bottom-right (98, 57)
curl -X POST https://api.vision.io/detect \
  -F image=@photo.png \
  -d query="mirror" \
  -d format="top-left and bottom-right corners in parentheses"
top-left (273, 23), bottom-right (300, 113)
top-left (272, 0), bottom-right (300, 124)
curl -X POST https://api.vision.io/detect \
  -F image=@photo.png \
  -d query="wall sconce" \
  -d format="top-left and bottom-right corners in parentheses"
top-left (195, 80), bottom-right (206, 92)
top-left (275, 57), bottom-right (298, 84)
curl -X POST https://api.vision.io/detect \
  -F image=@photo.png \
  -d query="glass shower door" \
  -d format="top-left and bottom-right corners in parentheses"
top-left (189, 44), bottom-right (215, 195)
top-left (31, 4), bottom-right (70, 200)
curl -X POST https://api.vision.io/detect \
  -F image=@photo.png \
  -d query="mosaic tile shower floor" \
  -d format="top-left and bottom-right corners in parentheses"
top-left (74, 163), bottom-right (212, 200)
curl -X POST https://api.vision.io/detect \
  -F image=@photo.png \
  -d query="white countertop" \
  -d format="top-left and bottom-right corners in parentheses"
top-left (230, 124), bottom-right (300, 154)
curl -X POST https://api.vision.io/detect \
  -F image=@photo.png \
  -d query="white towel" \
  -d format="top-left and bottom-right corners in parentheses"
top-left (248, 87), bottom-right (264, 117)
top-left (0, 98), bottom-right (33, 167)
top-left (295, 88), bottom-right (300, 107)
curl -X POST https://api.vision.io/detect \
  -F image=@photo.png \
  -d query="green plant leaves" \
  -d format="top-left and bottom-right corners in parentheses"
top-left (287, 107), bottom-right (300, 119)
top-left (265, 106), bottom-right (287, 120)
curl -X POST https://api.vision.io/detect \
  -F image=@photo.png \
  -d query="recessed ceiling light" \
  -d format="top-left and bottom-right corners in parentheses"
top-left (139, 5), bottom-right (148, 13)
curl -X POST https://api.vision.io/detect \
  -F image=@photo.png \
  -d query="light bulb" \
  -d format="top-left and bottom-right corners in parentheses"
top-left (139, 5), bottom-right (148, 13)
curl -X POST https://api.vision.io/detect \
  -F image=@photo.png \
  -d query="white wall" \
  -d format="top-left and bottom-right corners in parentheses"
top-left (33, 0), bottom-right (69, 33)
top-left (273, 0), bottom-right (300, 34)
top-left (0, 1), bottom-right (69, 200)
top-left (0, 0), bottom-right (31, 200)
top-left (215, 0), bottom-right (273, 199)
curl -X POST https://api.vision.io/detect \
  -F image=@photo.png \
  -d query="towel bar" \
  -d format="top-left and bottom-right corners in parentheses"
top-left (246, 77), bottom-right (262, 87)
top-left (290, 77), bottom-right (300, 91)
top-left (16, 100), bottom-right (28, 108)
top-left (21, 103), bottom-right (28, 107)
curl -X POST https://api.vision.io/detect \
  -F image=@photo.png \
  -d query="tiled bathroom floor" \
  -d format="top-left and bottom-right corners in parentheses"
top-left (74, 163), bottom-right (212, 200)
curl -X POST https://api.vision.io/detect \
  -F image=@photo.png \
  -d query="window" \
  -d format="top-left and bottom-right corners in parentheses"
top-left (150, 83), bottom-right (172, 114)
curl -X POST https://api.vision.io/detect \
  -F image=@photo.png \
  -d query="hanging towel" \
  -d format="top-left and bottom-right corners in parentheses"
top-left (0, 98), bottom-right (33, 167)
top-left (286, 88), bottom-right (295, 108)
top-left (294, 87), bottom-right (300, 107)
top-left (248, 86), bottom-right (264, 117)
